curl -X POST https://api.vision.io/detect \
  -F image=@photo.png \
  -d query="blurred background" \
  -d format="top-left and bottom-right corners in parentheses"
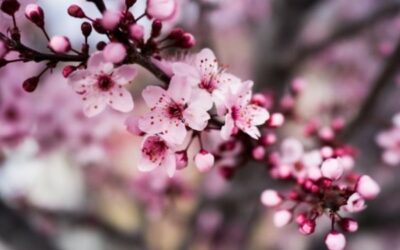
top-left (1, 0), bottom-right (400, 249)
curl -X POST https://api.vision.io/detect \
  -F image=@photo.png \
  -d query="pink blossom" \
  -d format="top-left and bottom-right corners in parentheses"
top-left (138, 135), bottom-right (177, 177)
top-left (252, 145), bottom-right (265, 160)
top-left (345, 193), bottom-right (366, 212)
top-left (299, 219), bottom-right (315, 235)
top-left (260, 189), bottom-right (282, 207)
top-left (146, 0), bottom-right (177, 21)
top-left (320, 158), bottom-right (343, 181)
top-left (267, 113), bottom-right (285, 128)
top-left (68, 52), bottom-right (136, 117)
top-left (24, 3), bottom-right (43, 27)
top-left (194, 150), bottom-right (215, 172)
top-left (103, 42), bottom-right (126, 64)
top-left (129, 24), bottom-right (144, 41)
top-left (48, 36), bottom-right (71, 53)
top-left (325, 231), bottom-right (346, 250)
top-left (356, 175), bottom-right (380, 199)
top-left (220, 80), bottom-right (269, 139)
top-left (139, 76), bottom-right (212, 145)
top-left (273, 210), bottom-right (292, 228)
top-left (340, 218), bottom-right (358, 232)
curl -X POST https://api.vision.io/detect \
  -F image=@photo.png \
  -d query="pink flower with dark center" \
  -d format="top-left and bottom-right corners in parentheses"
top-left (172, 48), bottom-right (240, 114)
top-left (68, 52), bottom-right (137, 117)
top-left (219, 80), bottom-right (269, 139)
top-left (139, 76), bottom-right (212, 145)
top-left (138, 135), bottom-right (177, 177)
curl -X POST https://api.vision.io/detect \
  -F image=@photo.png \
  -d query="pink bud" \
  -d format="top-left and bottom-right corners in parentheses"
top-left (68, 4), bottom-right (85, 18)
top-left (48, 36), bottom-right (71, 53)
top-left (251, 93), bottom-right (268, 106)
top-left (22, 76), bottom-right (39, 92)
top-left (321, 158), bottom-right (343, 181)
top-left (299, 219), bottom-right (315, 235)
top-left (62, 65), bottom-right (76, 78)
top-left (340, 218), bottom-right (358, 232)
top-left (194, 150), bottom-right (214, 172)
top-left (101, 10), bottom-right (121, 30)
top-left (280, 95), bottom-right (294, 110)
top-left (25, 4), bottom-right (44, 27)
top-left (291, 77), bottom-right (306, 94)
top-left (295, 213), bottom-right (306, 224)
top-left (125, 116), bottom-right (144, 136)
top-left (175, 151), bottom-right (188, 170)
top-left (273, 210), bottom-right (292, 228)
top-left (260, 189), bottom-right (282, 207)
top-left (129, 24), bottom-right (144, 41)
top-left (0, 41), bottom-right (8, 58)
top-left (319, 126), bottom-right (335, 141)
top-left (252, 146), bottom-right (265, 160)
top-left (268, 113), bottom-right (285, 128)
top-left (325, 231), bottom-right (346, 250)
top-left (261, 133), bottom-right (276, 146)
top-left (356, 175), bottom-right (380, 199)
top-left (146, 0), bottom-right (177, 21)
top-left (320, 146), bottom-right (334, 159)
top-left (103, 42), bottom-right (126, 64)
top-left (179, 32), bottom-right (196, 48)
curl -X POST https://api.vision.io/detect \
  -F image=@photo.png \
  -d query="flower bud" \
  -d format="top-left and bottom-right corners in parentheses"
top-left (325, 231), bottom-right (346, 250)
top-left (167, 27), bottom-right (184, 40)
top-left (345, 193), bottom-right (366, 213)
top-left (356, 175), bottom-right (380, 199)
top-left (146, 0), bottom-right (177, 21)
top-left (81, 22), bottom-right (92, 37)
top-left (340, 218), bottom-right (358, 232)
top-left (68, 4), bottom-right (85, 18)
top-left (321, 158), bottom-right (343, 181)
top-left (299, 219), bottom-right (315, 235)
top-left (175, 151), bottom-right (188, 170)
top-left (268, 113), bottom-right (285, 128)
top-left (48, 36), bottom-right (71, 53)
top-left (252, 145), bottom-right (265, 160)
top-left (179, 32), bottom-right (196, 48)
top-left (291, 77), bottom-right (306, 94)
top-left (261, 133), bottom-right (276, 146)
top-left (260, 189), bottom-right (282, 207)
top-left (103, 42), bottom-right (126, 64)
top-left (194, 150), bottom-right (214, 172)
top-left (319, 126), bottom-right (335, 141)
top-left (101, 10), bottom-right (121, 30)
top-left (273, 210), bottom-right (292, 228)
top-left (25, 4), bottom-right (44, 27)
top-left (151, 19), bottom-right (162, 38)
top-left (22, 76), bottom-right (39, 92)
top-left (295, 213), bottom-right (306, 224)
top-left (1, 0), bottom-right (20, 16)
top-left (129, 24), bottom-right (144, 41)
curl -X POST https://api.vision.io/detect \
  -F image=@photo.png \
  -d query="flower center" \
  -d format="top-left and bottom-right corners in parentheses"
top-left (231, 106), bottom-right (240, 121)
top-left (167, 102), bottom-right (185, 120)
top-left (97, 74), bottom-right (114, 91)
top-left (199, 75), bottom-right (217, 93)
top-left (143, 138), bottom-right (168, 162)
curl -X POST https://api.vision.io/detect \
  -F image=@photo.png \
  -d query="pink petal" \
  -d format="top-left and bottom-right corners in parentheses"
top-left (191, 88), bottom-right (213, 111)
top-left (195, 48), bottom-right (218, 76)
top-left (161, 120), bottom-right (187, 145)
top-left (138, 110), bottom-right (166, 135)
top-left (113, 65), bottom-right (138, 85)
top-left (87, 52), bottom-right (113, 73)
top-left (172, 62), bottom-right (200, 83)
top-left (183, 105), bottom-right (210, 130)
top-left (247, 105), bottom-right (270, 125)
top-left (167, 76), bottom-right (191, 104)
top-left (221, 114), bottom-right (235, 140)
top-left (240, 125), bottom-right (261, 139)
top-left (142, 85), bottom-right (168, 107)
top-left (194, 150), bottom-right (214, 172)
top-left (68, 70), bottom-right (95, 92)
top-left (108, 87), bottom-right (134, 112)
top-left (162, 151), bottom-right (177, 177)
top-left (82, 92), bottom-right (107, 117)
top-left (138, 154), bottom-right (159, 172)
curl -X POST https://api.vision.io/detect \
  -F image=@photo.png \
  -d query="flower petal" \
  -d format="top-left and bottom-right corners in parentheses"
top-left (221, 114), bottom-right (234, 140)
top-left (82, 92), bottom-right (107, 117)
top-left (161, 120), bottom-right (187, 145)
top-left (108, 86), bottom-right (134, 112)
top-left (162, 151), bottom-right (177, 177)
top-left (113, 65), bottom-right (138, 85)
top-left (87, 52), bottom-right (113, 73)
top-left (183, 105), bottom-right (210, 131)
top-left (138, 110), bottom-right (166, 135)
top-left (195, 48), bottom-right (218, 76)
top-left (142, 85), bottom-right (169, 107)
top-left (167, 76), bottom-right (191, 104)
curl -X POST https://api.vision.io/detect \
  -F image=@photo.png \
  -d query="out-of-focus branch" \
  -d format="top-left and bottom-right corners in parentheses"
top-left (0, 200), bottom-right (60, 250)
top-left (292, 1), bottom-right (400, 66)
top-left (340, 37), bottom-right (400, 139)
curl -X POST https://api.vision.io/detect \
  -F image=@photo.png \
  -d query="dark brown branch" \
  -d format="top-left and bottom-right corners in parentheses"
top-left (293, 2), bottom-right (400, 65)
top-left (0, 200), bottom-right (60, 250)
top-left (340, 37), bottom-right (400, 139)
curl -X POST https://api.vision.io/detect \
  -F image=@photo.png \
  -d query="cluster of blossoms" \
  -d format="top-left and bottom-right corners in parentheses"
top-left (0, 0), bottom-right (388, 249)
top-left (376, 112), bottom-right (400, 166)
top-left (260, 136), bottom-right (380, 250)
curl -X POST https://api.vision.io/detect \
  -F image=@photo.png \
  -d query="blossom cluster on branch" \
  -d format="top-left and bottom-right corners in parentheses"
top-left (0, 0), bottom-right (390, 250)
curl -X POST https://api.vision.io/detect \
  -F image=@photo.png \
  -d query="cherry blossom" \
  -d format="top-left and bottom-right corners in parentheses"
top-left (67, 52), bottom-right (136, 117)
top-left (139, 76), bottom-right (212, 145)
top-left (219, 80), bottom-right (270, 139)
top-left (138, 135), bottom-right (177, 177)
